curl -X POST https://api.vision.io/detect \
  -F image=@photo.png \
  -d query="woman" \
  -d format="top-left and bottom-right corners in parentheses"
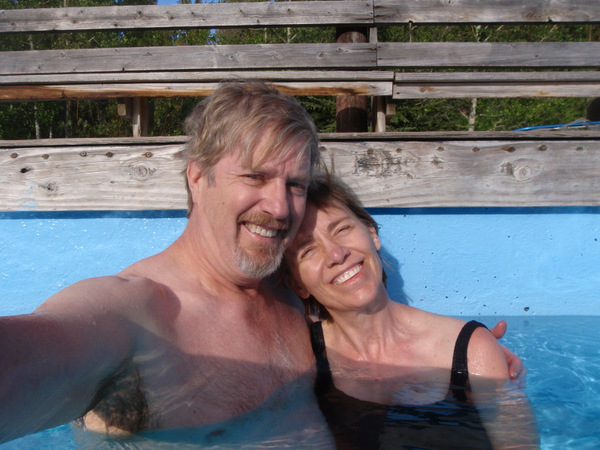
top-left (282, 175), bottom-right (539, 449)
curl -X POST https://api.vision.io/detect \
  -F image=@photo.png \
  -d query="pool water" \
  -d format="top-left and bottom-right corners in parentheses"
top-left (2, 315), bottom-right (599, 449)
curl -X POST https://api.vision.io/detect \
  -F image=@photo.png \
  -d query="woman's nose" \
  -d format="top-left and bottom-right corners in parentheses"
top-left (324, 241), bottom-right (349, 267)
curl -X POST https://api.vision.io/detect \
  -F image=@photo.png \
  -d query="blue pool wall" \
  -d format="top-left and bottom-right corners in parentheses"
top-left (1, 207), bottom-right (599, 316)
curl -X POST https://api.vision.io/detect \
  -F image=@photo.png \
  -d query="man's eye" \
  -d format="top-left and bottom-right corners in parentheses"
top-left (243, 174), bottom-right (263, 183)
top-left (289, 182), bottom-right (308, 195)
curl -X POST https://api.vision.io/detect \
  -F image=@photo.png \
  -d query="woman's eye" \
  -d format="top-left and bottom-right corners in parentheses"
top-left (289, 182), bottom-right (308, 196)
top-left (299, 247), bottom-right (314, 259)
top-left (335, 225), bottom-right (352, 235)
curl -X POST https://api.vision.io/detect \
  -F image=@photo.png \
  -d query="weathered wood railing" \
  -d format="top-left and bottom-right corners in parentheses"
top-left (1, 0), bottom-right (599, 211)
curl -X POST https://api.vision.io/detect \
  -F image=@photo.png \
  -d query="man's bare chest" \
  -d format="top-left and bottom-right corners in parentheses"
top-left (131, 312), bottom-right (313, 430)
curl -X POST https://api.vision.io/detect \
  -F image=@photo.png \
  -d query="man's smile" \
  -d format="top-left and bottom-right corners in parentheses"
top-left (244, 223), bottom-right (280, 238)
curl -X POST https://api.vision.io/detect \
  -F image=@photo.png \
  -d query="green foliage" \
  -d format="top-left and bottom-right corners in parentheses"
top-left (151, 97), bottom-right (202, 136)
top-left (474, 98), bottom-right (588, 131)
top-left (0, 0), bottom-right (210, 139)
top-left (0, 1), bottom-right (597, 137)
top-left (379, 21), bottom-right (598, 131)
top-left (388, 99), bottom-right (471, 132)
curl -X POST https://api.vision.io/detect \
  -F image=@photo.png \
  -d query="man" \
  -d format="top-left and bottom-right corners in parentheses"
top-left (0, 81), bottom-right (518, 445)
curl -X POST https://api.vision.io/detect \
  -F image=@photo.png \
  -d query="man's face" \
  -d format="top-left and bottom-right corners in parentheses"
top-left (194, 143), bottom-right (311, 281)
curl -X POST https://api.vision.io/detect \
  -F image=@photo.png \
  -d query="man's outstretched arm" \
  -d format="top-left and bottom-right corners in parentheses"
top-left (0, 276), bottom-right (149, 444)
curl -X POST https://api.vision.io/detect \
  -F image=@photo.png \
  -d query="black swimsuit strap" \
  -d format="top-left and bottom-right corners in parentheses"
top-left (450, 320), bottom-right (487, 401)
top-left (310, 321), bottom-right (332, 375)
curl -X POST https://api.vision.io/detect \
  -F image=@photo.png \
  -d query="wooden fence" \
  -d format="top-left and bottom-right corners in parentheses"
top-left (1, 0), bottom-right (599, 210)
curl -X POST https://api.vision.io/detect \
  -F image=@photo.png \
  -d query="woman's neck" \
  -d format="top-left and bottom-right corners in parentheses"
top-left (323, 298), bottom-right (413, 362)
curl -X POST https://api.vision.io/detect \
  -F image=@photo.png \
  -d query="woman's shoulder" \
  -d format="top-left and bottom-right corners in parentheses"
top-left (399, 305), bottom-right (466, 332)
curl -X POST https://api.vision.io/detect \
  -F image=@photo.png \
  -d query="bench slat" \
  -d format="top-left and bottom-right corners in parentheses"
top-left (0, 81), bottom-right (393, 101)
top-left (394, 83), bottom-right (600, 99)
top-left (393, 71), bottom-right (600, 99)
top-left (2, 0), bottom-right (598, 34)
top-left (378, 42), bottom-right (600, 68)
top-left (1, 43), bottom-right (377, 75)
top-left (0, 70), bottom-right (394, 85)
top-left (2, 41), bottom-right (596, 79)
top-left (0, 1), bottom-right (373, 33)
top-left (375, 0), bottom-right (600, 24)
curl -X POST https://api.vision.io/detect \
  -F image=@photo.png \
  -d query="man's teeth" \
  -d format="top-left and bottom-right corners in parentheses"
top-left (246, 223), bottom-right (278, 237)
top-left (333, 264), bottom-right (362, 285)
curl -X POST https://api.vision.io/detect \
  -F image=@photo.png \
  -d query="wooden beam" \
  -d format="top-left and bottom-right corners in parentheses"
top-left (2, 134), bottom-right (599, 211)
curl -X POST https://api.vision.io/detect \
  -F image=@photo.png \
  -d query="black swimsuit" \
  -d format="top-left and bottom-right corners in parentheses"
top-left (310, 320), bottom-right (493, 450)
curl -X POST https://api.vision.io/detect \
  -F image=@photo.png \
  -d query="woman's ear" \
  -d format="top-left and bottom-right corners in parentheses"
top-left (369, 226), bottom-right (382, 251)
top-left (286, 274), bottom-right (310, 299)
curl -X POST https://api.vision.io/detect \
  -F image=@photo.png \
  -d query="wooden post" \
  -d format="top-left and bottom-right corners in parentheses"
top-left (373, 96), bottom-right (386, 133)
top-left (336, 26), bottom-right (368, 132)
top-left (131, 97), bottom-right (150, 137)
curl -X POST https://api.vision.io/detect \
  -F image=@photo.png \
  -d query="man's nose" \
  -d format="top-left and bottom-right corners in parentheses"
top-left (263, 180), bottom-right (290, 220)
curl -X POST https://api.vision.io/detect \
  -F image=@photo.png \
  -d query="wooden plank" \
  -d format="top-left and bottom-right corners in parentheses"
top-left (2, 136), bottom-right (599, 210)
top-left (0, 1), bottom-right (373, 33)
top-left (393, 82), bottom-right (600, 99)
top-left (0, 43), bottom-right (377, 75)
top-left (377, 42), bottom-right (600, 68)
top-left (393, 71), bottom-right (600, 99)
top-left (394, 72), bottom-right (600, 83)
top-left (0, 81), bottom-right (393, 101)
top-left (0, 70), bottom-right (395, 85)
top-left (319, 130), bottom-right (600, 141)
top-left (2, 0), bottom-right (598, 34)
top-left (374, 0), bottom-right (600, 24)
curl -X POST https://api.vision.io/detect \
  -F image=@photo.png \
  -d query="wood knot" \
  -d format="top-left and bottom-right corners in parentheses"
top-left (500, 159), bottom-right (542, 181)
top-left (40, 181), bottom-right (58, 193)
top-left (129, 163), bottom-right (156, 181)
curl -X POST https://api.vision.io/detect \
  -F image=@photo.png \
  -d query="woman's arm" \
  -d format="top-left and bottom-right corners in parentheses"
top-left (467, 327), bottom-right (540, 449)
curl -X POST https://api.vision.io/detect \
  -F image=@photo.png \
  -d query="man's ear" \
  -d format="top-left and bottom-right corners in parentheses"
top-left (187, 161), bottom-right (203, 203)
top-left (187, 160), bottom-right (202, 187)
top-left (369, 226), bottom-right (382, 251)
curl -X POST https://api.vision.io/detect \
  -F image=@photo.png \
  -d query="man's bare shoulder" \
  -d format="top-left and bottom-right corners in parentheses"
top-left (35, 273), bottom-right (179, 329)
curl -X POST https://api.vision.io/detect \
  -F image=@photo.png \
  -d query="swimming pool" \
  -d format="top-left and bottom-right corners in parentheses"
top-left (2, 315), bottom-right (598, 449)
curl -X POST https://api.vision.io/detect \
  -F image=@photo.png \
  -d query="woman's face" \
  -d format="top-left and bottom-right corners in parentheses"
top-left (285, 200), bottom-right (385, 315)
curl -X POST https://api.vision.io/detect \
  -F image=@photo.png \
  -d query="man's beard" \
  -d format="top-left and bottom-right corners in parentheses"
top-left (234, 239), bottom-right (285, 278)
top-left (234, 212), bottom-right (290, 278)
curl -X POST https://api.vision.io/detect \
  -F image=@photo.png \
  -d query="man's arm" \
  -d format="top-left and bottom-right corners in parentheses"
top-left (490, 320), bottom-right (524, 382)
top-left (468, 328), bottom-right (539, 449)
top-left (0, 276), bottom-right (150, 444)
